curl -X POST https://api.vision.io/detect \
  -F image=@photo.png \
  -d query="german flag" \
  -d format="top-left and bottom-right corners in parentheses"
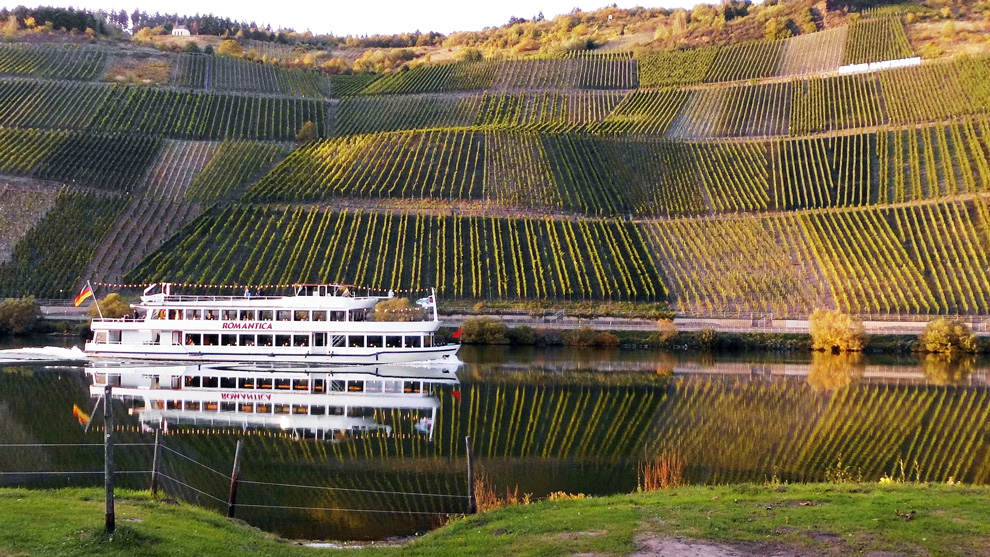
top-left (73, 284), bottom-right (93, 307)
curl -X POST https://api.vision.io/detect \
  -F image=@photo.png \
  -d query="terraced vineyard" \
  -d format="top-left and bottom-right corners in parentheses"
top-left (0, 43), bottom-right (107, 80)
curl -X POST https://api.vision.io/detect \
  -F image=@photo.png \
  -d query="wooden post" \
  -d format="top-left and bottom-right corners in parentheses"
top-left (227, 440), bottom-right (243, 518)
top-left (104, 385), bottom-right (115, 533)
top-left (465, 435), bottom-right (476, 514)
top-left (150, 429), bottom-right (161, 497)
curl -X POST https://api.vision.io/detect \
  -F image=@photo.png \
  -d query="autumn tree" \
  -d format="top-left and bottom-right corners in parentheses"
top-left (809, 309), bottom-right (865, 353)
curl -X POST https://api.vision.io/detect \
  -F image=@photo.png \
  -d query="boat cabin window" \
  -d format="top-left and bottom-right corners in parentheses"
top-left (220, 377), bottom-right (236, 389)
top-left (152, 310), bottom-right (165, 320)
top-left (404, 381), bottom-right (422, 394)
top-left (313, 311), bottom-right (327, 321)
top-left (258, 334), bottom-right (273, 347)
top-left (311, 405), bottom-right (326, 415)
top-left (204, 402), bottom-right (218, 411)
top-left (330, 380), bottom-right (345, 392)
top-left (274, 404), bottom-right (290, 414)
top-left (275, 378), bottom-right (291, 390)
top-left (276, 334), bottom-right (291, 347)
top-left (349, 310), bottom-right (366, 322)
top-left (367, 336), bottom-right (383, 348)
top-left (318, 285), bottom-right (327, 297)
top-left (239, 335), bottom-right (255, 346)
top-left (348, 336), bottom-right (365, 348)
top-left (203, 334), bottom-right (219, 346)
top-left (329, 406), bottom-right (344, 415)
top-left (222, 310), bottom-right (237, 321)
top-left (276, 310), bottom-right (292, 321)
top-left (294, 311), bottom-right (309, 321)
top-left (202, 377), bottom-right (219, 388)
top-left (259, 310), bottom-right (273, 321)
top-left (167, 400), bottom-right (181, 410)
top-left (168, 309), bottom-right (182, 320)
top-left (186, 309), bottom-right (201, 320)
top-left (258, 377), bottom-right (273, 390)
top-left (292, 404), bottom-right (307, 415)
top-left (239, 310), bottom-right (255, 321)
top-left (205, 310), bottom-right (218, 320)
top-left (184, 375), bottom-right (201, 387)
top-left (95, 331), bottom-right (108, 343)
top-left (424, 335), bottom-right (433, 347)
top-left (222, 334), bottom-right (237, 346)
top-left (239, 403), bottom-right (253, 413)
top-left (184, 401), bottom-right (200, 411)
top-left (238, 377), bottom-right (255, 389)
top-left (405, 336), bottom-right (421, 348)
top-left (314, 333), bottom-right (326, 347)
top-left (313, 379), bottom-right (325, 393)
top-left (293, 379), bottom-right (309, 391)
top-left (384, 380), bottom-right (402, 393)
top-left (256, 403), bottom-right (271, 413)
top-left (365, 381), bottom-right (382, 393)
top-left (347, 380), bottom-right (363, 392)
top-left (386, 336), bottom-right (402, 348)
top-left (293, 335), bottom-right (309, 347)
top-left (331, 335), bottom-right (345, 347)
top-left (221, 402), bottom-right (236, 413)
top-left (330, 311), bottom-right (345, 321)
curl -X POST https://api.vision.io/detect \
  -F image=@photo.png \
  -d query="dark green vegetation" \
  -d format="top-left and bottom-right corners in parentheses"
top-left (0, 7), bottom-right (989, 319)
top-left (2, 483), bottom-right (989, 555)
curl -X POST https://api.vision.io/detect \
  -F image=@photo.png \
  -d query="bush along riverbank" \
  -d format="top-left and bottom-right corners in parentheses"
top-left (2, 483), bottom-right (990, 555)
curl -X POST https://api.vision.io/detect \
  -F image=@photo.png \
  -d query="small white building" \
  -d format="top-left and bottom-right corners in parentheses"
top-left (171, 25), bottom-right (190, 36)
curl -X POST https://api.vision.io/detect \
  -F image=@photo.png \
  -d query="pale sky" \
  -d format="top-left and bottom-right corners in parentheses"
top-left (39, 0), bottom-right (701, 36)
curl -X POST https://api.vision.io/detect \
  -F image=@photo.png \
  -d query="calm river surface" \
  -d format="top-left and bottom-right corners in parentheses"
top-left (1, 339), bottom-right (989, 540)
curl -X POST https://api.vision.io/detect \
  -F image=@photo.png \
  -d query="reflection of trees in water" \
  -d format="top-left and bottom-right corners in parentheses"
top-left (807, 352), bottom-right (865, 391)
top-left (922, 353), bottom-right (976, 385)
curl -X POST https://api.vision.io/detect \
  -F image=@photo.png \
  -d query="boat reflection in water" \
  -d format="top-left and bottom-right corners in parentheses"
top-left (86, 361), bottom-right (461, 442)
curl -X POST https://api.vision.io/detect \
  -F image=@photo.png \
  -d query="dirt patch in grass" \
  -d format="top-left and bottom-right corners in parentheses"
top-left (633, 536), bottom-right (820, 557)
top-left (558, 530), bottom-right (606, 540)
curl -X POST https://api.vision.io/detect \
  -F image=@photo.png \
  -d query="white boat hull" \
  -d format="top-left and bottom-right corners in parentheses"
top-left (84, 343), bottom-right (461, 365)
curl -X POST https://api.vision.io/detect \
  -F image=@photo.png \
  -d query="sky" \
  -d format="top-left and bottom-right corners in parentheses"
top-left (42, 0), bottom-right (701, 36)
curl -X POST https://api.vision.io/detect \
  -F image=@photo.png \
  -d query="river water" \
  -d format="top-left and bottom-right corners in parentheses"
top-left (1, 339), bottom-right (989, 541)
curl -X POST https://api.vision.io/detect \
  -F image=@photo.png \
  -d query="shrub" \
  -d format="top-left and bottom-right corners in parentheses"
top-left (295, 121), bottom-right (317, 143)
top-left (460, 316), bottom-right (509, 344)
top-left (696, 328), bottom-right (717, 350)
top-left (0, 296), bottom-right (41, 335)
top-left (654, 319), bottom-right (678, 346)
top-left (563, 326), bottom-right (619, 347)
top-left (507, 325), bottom-right (536, 345)
top-left (809, 309), bottom-right (865, 353)
top-left (217, 39), bottom-right (244, 58)
top-left (920, 318), bottom-right (976, 354)
top-left (89, 293), bottom-right (132, 319)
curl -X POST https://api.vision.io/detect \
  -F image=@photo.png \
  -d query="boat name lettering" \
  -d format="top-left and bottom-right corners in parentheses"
top-left (220, 393), bottom-right (272, 401)
top-left (221, 322), bottom-right (274, 330)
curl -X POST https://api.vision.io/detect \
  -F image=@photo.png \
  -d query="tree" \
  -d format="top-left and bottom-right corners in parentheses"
top-left (455, 47), bottom-right (483, 62)
top-left (920, 318), bottom-right (976, 354)
top-left (217, 39), bottom-right (244, 57)
top-left (90, 293), bottom-right (132, 319)
top-left (295, 121), bottom-right (317, 143)
top-left (0, 296), bottom-right (41, 335)
top-left (809, 309), bottom-right (865, 353)
top-left (460, 316), bottom-right (509, 344)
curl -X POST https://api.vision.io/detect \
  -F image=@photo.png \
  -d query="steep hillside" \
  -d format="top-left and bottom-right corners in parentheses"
top-left (1, 7), bottom-right (989, 318)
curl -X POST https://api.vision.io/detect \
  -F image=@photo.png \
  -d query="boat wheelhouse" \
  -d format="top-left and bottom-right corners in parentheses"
top-left (85, 283), bottom-right (459, 365)
top-left (87, 362), bottom-right (459, 441)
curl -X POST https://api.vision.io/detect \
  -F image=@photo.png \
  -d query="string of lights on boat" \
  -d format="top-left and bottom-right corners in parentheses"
top-left (91, 281), bottom-right (433, 295)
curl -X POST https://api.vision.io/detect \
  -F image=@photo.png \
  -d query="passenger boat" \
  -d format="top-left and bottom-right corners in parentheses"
top-left (87, 362), bottom-right (460, 441)
top-left (85, 283), bottom-right (460, 365)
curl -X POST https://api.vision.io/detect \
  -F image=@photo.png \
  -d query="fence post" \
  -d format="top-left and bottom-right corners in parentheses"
top-left (150, 429), bottom-right (161, 497)
top-left (227, 440), bottom-right (243, 518)
top-left (104, 385), bottom-right (115, 533)
top-left (465, 435), bottom-right (476, 514)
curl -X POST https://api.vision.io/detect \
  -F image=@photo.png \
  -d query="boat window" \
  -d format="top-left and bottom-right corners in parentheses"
top-left (239, 310), bottom-right (255, 321)
top-left (293, 379), bottom-right (309, 391)
top-left (313, 311), bottom-right (327, 321)
top-left (292, 404), bottom-right (307, 415)
top-left (204, 402), bottom-right (218, 412)
top-left (151, 400), bottom-right (165, 410)
top-left (365, 381), bottom-right (382, 393)
top-left (404, 381), bottom-right (422, 394)
top-left (318, 285), bottom-right (327, 297)
top-left (239, 335), bottom-right (255, 346)
top-left (331, 335), bottom-right (345, 347)
top-left (294, 311), bottom-right (309, 321)
top-left (384, 380), bottom-right (402, 393)
top-left (205, 310), bottom-right (218, 320)
top-left (275, 378), bottom-right (291, 390)
top-left (310, 405), bottom-right (326, 415)
top-left (276, 310), bottom-right (292, 321)
top-left (348, 336), bottom-right (366, 348)
top-left (186, 309), bottom-right (201, 320)
top-left (202, 376), bottom-right (219, 389)
top-left (220, 402), bottom-right (236, 413)
top-left (221, 334), bottom-right (237, 346)
top-left (167, 400), bottom-right (181, 410)
top-left (275, 334), bottom-right (291, 347)
top-left (152, 310), bottom-right (164, 320)
top-left (184, 334), bottom-right (202, 346)
top-left (293, 335), bottom-right (309, 347)
top-left (95, 331), bottom-right (108, 343)
top-left (239, 403), bottom-right (253, 413)
top-left (220, 377), bottom-right (236, 389)
top-left (169, 309), bottom-right (182, 320)
top-left (330, 311), bottom-right (346, 321)
top-left (184, 376), bottom-right (201, 387)
top-left (405, 336), bottom-right (421, 348)
top-left (329, 406), bottom-right (344, 415)
top-left (330, 380), bottom-right (345, 392)
top-left (238, 377), bottom-right (255, 389)
top-left (258, 334), bottom-right (273, 347)
top-left (386, 336), bottom-right (402, 348)
top-left (203, 334), bottom-right (219, 346)
top-left (367, 336), bottom-right (383, 348)
top-left (256, 403), bottom-right (271, 413)
top-left (274, 404), bottom-right (290, 415)
top-left (424, 335), bottom-right (433, 347)
top-left (222, 309), bottom-right (237, 321)
top-left (259, 310), bottom-right (273, 321)
top-left (184, 401), bottom-right (200, 411)
top-left (314, 333), bottom-right (326, 347)
top-left (313, 379), bottom-right (325, 393)
top-left (258, 377), bottom-right (273, 390)
top-left (347, 380), bottom-right (364, 392)
top-left (350, 310), bottom-right (366, 322)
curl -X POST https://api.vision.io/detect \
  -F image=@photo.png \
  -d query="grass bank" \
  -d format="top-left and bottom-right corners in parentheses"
top-left (2, 483), bottom-right (989, 556)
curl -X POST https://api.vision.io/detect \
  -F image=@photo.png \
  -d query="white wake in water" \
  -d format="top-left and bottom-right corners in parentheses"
top-left (0, 345), bottom-right (86, 363)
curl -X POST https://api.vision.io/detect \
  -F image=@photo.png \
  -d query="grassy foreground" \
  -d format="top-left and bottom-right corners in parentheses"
top-left (2, 483), bottom-right (989, 556)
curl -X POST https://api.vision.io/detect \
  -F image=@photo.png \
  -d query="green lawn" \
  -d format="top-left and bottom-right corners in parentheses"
top-left (2, 483), bottom-right (988, 556)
